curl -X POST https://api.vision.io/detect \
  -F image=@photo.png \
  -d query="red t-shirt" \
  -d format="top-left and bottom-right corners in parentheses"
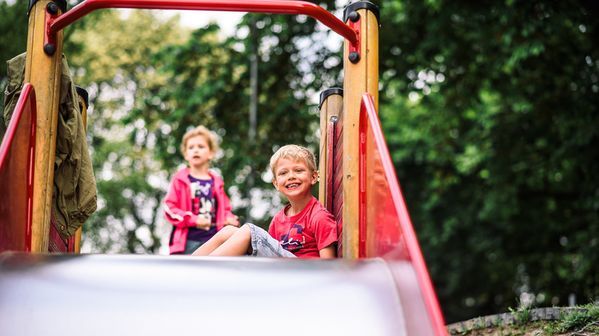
top-left (268, 196), bottom-right (338, 258)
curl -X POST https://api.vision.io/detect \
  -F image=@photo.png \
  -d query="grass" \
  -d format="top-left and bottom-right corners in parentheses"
top-left (448, 302), bottom-right (599, 336)
top-left (509, 304), bottom-right (532, 326)
top-left (549, 302), bottom-right (599, 334)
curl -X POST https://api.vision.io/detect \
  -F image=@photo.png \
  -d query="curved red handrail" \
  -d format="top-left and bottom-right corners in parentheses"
top-left (49, 0), bottom-right (357, 44)
top-left (359, 93), bottom-right (447, 335)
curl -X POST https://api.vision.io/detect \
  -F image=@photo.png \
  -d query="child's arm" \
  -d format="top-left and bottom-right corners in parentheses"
top-left (313, 210), bottom-right (339, 259)
top-left (163, 179), bottom-right (199, 229)
top-left (195, 215), bottom-right (212, 230)
top-left (224, 214), bottom-right (239, 226)
top-left (216, 180), bottom-right (239, 227)
top-left (319, 245), bottom-right (337, 259)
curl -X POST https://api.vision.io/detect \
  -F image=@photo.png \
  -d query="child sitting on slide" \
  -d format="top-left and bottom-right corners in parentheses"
top-left (193, 144), bottom-right (337, 259)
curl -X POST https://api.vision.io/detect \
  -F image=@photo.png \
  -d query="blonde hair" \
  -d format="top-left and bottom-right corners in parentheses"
top-left (180, 125), bottom-right (219, 155)
top-left (269, 144), bottom-right (317, 176)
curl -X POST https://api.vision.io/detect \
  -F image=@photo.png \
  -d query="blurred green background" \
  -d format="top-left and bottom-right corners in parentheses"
top-left (1, 0), bottom-right (597, 323)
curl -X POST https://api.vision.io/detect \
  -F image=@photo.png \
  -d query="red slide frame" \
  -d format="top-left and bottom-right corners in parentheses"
top-left (359, 93), bottom-right (447, 334)
top-left (0, 84), bottom-right (37, 252)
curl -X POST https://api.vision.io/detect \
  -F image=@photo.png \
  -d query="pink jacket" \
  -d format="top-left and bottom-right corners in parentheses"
top-left (163, 167), bottom-right (234, 254)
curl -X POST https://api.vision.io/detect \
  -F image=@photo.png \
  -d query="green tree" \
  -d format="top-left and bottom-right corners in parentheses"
top-left (66, 1), bottom-right (339, 252)
top-left (375, 0), bottom-right (599, 322)
top-left (0, 0), bottom-right (28, 104)
top-left (137, 2), bottom-right (339, 227)
top-left (65, 9), bottom-right (188, 253)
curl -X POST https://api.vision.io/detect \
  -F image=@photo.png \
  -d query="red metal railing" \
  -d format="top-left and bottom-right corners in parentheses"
top-left (49, 0), bottom-right (357, 44)
top-left (358, 93), bottom-right (447, 335)
top-left (0, 84), bottom-right (37, 252)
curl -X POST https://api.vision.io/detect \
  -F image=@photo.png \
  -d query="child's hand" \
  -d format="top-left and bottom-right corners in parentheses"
top-left (225, 215), bottom-right (240, 227)
top-left (195, 215), bottom-right (212, 230)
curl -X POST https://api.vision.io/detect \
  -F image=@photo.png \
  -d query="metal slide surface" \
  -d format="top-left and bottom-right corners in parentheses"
top-left (0, 253), bottom-right (411, 336)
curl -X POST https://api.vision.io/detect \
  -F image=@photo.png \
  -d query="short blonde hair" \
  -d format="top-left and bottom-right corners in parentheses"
top-left (269, 144), bottom-right (317, 176)
top-left (180, 125), bottom-right (219, 155)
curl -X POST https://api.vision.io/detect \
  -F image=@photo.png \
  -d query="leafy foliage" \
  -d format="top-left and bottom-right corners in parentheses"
top-left (0, 0), bottom-right (28, 104)
top-left (65, 10), bottom-right (188, 253)
top-left (65, 2), bottom-right (339, 250)
top-left (374, 0), bottom-right (599, 322)
top-left (136, 2), bottom-right (338, 226)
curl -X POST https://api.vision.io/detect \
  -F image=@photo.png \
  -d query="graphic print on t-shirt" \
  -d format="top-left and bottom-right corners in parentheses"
top-left (187, 176), bottom-right (218, 241)
top-left (190, 178), bottom-right (215, 223)
top-left (279, 223), bottom-right (306, 252)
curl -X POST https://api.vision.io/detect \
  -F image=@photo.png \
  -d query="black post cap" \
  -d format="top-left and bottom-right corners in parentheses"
top-left (343, 1), bottom-right (380, 24)
top-left (319, 88), bottom-right (344, 110)
top-left (29, 0), bottom-right (67, 17)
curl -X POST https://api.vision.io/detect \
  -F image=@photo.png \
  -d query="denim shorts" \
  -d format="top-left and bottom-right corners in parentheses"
top-left (246, 223), bottom-right (296, 258)
top-left (171, 239), bottom-right (208, 255)
top-left (183, 239), bottom-right (206, 255)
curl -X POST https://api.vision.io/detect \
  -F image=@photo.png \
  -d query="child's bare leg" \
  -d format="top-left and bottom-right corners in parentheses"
top-left (192, 225), bottom-right (238, 256)
top-left (209, 224), bottom-right (252, 256)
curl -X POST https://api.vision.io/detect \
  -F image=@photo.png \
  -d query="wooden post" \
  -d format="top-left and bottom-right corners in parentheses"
top-left (24, 0), bottom-right (66, 252)
top-left (342, 2), bottom-right (379, 259)
top-left (318, 89), bottom-right (343, 207)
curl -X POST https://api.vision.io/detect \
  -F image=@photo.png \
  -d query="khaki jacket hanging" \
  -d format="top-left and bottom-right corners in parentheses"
top-left (2, 52), bottom-right (97, 238)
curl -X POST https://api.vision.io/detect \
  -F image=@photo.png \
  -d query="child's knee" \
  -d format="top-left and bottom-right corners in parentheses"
top-left (238, 224), bottom-right (252, 253)
top-left (238, 224), bottom-right (251, 237)
top-left (220, 225), bottom-right (238, 234)
top-left (233, 224), bottom-right (252, 246)
top-left (216, 225), bottom-right (238, 240)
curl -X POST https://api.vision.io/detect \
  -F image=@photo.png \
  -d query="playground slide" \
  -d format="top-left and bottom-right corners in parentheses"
top-left (0, 253), bottom-right (438, 335)
top-left (0, 87), bottom-right (446, 335)
top-left (0, 1), bottom-right (445, 330)
top-left (0, 90), bottom-right (447, 335)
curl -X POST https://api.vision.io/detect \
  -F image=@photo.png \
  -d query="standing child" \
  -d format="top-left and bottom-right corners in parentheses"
top-left (164, 125), bottom-right (239, 254)
top-left (193, 144), bottom-right (337, 259)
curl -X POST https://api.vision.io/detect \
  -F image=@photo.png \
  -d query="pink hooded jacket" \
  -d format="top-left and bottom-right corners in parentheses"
top-left (163, 167), bottom-right (234, 254)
